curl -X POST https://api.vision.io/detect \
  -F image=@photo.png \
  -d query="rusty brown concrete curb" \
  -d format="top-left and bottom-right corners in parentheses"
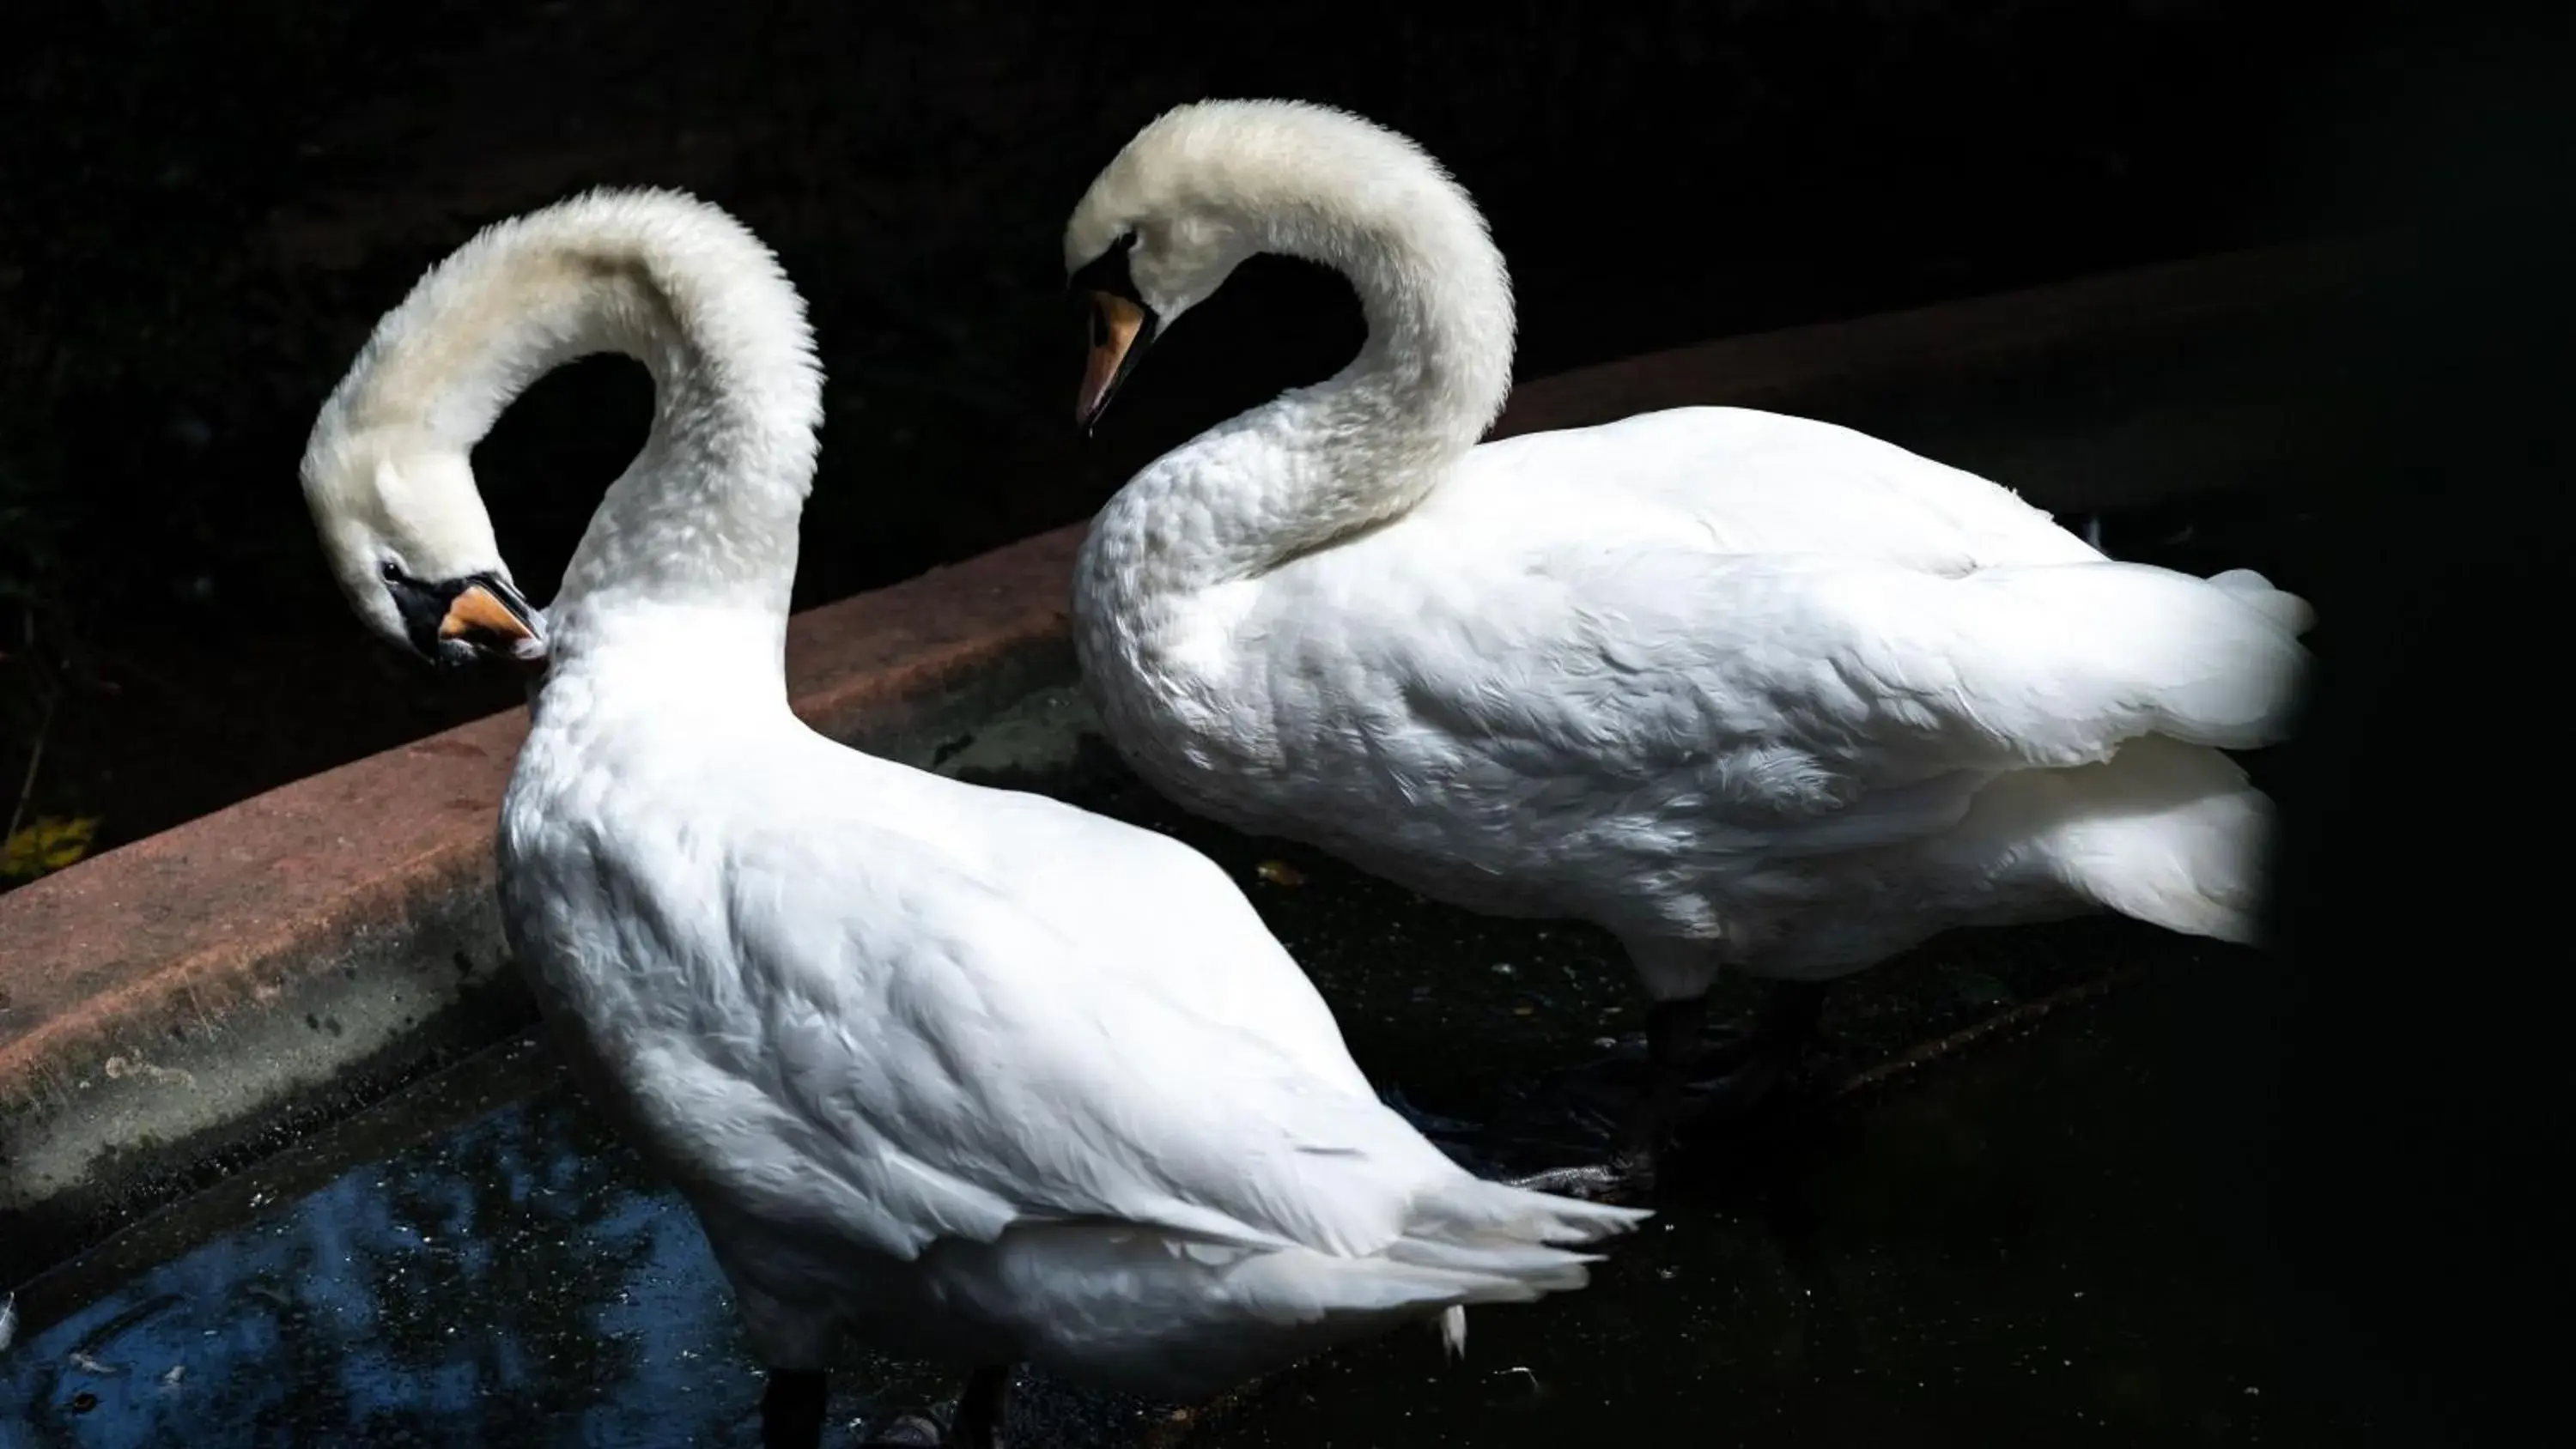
top-left (0, 233), bottom-right (2386, 1274)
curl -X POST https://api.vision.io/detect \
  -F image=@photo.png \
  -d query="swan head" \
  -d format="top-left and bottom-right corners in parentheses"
top-left (300, 427), bottom-right (547, 669)
top-left (1070, 103), bottom-right (1374, 432)
top-left (1064, 100), bottom-right (1504, 434)
top-left (1064, 209), bottom-right (1256, 435)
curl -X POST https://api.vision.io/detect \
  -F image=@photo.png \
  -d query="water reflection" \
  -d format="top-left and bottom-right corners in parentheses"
top-left (4, 961), bottom-right (2360, 1447)
top-left (4, 1082), bottom-right (778, 1447)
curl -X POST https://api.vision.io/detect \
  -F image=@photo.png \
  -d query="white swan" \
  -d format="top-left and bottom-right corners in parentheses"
top-left (299, 188), bottom-right (1644, 1448)
top-left (1064, 100), bottom-right (2314, 1197)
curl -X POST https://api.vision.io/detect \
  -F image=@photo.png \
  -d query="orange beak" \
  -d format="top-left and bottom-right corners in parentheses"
top-left (1076, 291), bottom-right (1156, 433)
top-left (439, 581), bottom-right (544, 659)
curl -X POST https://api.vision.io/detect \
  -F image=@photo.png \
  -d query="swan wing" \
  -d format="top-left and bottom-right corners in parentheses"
top-left (702, 816), bottom-right (1461, 1264)
top-left (876, 779), bottom-right (1373, 1097)
top-left (1449, 406), bottom-right (2110, 573)
top-left (1275, 539), bottom-right (2310, 850)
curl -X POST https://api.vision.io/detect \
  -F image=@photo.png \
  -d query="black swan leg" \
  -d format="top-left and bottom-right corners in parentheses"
top-left (762, 1369), bottom-right (828, 1449)
top-left (1504, 981), bottom-right (1829, 1199)
top-left (945, 1366), bottom-right (1012, 1449)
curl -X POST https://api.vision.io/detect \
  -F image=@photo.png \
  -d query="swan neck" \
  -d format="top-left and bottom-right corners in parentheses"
top-left (1300, 211), bottom-right (1514, 458)
top-left (324, 197), bottom-right (823, 657)
top-left (1102, 189), bottom-right (1512, 598)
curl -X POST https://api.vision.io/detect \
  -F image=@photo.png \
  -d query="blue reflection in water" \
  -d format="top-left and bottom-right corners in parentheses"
top-left (3, 1083), bottom-right (787, 1448)
top-left (2, 961), bottom-right (2360, 1449)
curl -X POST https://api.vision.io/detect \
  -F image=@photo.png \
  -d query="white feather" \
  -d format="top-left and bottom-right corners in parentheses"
top-left (1067, 101), bottom-right (2314, 1004)
top-left (301, 185), bottom-right (1644, 1403)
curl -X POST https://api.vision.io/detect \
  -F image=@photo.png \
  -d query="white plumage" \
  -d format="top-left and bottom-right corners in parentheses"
top-left (1064, 100), bottom-right (2313, 1180)
top-left (300, 186), bottom-right (1641, 1446)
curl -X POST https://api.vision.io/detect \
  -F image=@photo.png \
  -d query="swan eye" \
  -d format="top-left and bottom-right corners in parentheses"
top-left (379, 559), bottom-right (404, 583)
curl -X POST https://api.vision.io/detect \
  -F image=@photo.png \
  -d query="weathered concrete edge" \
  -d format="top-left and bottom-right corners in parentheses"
top-left (0, 233), bottom-right (2383, 1260)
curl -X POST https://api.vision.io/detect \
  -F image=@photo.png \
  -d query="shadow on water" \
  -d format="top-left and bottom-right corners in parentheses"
top-left (0, 939), bottom-right (2348, 1447)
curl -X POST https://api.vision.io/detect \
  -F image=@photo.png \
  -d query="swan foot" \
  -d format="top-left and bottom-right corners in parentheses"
top-left (1648, 979), bottom-right (1827, 1143)
top-left (1538, 982), bottom-right (1826, 1194)
top-left (1499, 1160), bottom-right (1650, 1203)
top-left (1492, 999), bottom-right (1710, 1202)
top-left (1402, 986), bottom-right (1827, 1199)
top-left (762, 1368), bottom-right (828, 1449)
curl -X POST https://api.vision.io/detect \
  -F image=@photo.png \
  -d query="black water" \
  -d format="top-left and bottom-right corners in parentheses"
top-left (0, 944), bottom-right (2346, 1446)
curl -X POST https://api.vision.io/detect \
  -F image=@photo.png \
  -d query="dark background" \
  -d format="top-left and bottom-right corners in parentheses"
top-left (2251, 3), bottom-right (2574, 1440)
top-left (0, 0), bottom-right (2426, 864)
